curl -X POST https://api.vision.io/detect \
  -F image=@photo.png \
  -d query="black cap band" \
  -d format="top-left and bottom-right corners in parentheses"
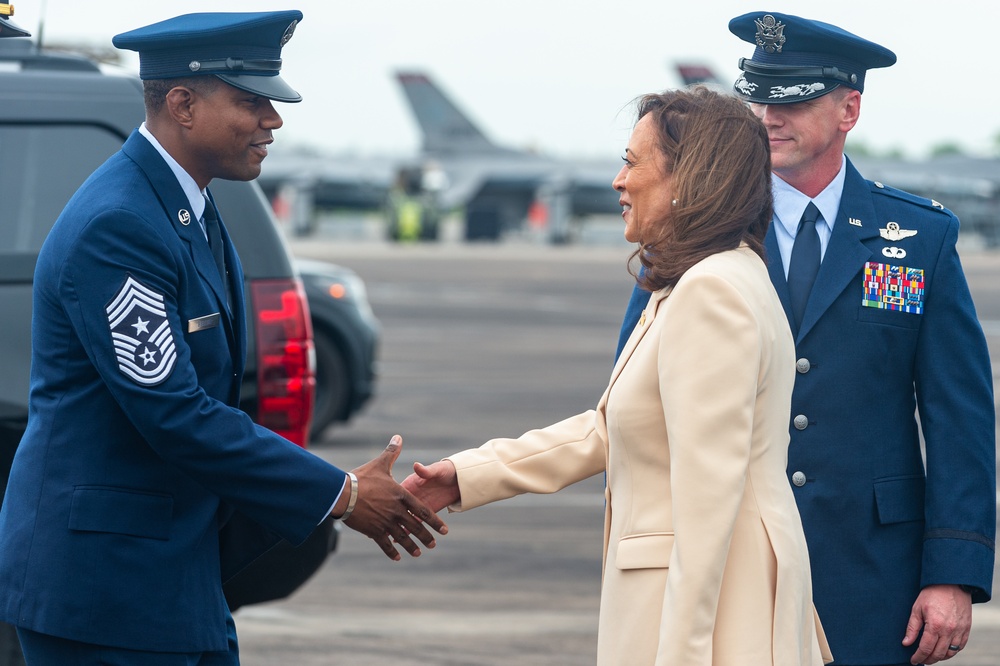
top-left (188, 57), bottom-right (282, 74)
top-left (738, 58), bottom-right (859, 86)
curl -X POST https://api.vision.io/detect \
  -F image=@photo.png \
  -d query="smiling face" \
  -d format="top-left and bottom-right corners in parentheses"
top-left (750, 88), bottom-right (859, 196)
top-left (185, 79), bottom-right (283, 187)
top-left (612, 114), bottom-right (674, 244)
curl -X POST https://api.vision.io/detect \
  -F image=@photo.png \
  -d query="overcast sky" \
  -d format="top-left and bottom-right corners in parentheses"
top-left (13, 0), bottom-right (998, 161)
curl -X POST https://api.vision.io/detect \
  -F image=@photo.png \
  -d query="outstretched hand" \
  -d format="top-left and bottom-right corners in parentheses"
top-left (401, 460), bottom-right (461, 513)
top-left (342, 435), bottom-right (448, 561)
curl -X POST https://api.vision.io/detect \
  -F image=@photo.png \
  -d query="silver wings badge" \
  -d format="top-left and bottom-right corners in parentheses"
top-left (879, 222), bottom-right (918, 242)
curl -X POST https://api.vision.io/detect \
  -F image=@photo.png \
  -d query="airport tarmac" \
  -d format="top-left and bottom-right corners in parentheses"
top-left (232, 231), bottom-right (1000, 665)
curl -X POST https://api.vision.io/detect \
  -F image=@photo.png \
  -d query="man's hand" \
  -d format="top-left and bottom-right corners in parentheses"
top-left (340, 435), bottom-right (448, 561)
top-left (401, 460), bottom-right (460, 513)
top-left (902, 584), bottom-right (972, 664)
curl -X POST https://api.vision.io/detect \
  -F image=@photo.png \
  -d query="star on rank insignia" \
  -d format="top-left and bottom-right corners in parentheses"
top-left (879, 221), bottom-right (917, 242)
top-left (106, 276), bottom-right (177, 386)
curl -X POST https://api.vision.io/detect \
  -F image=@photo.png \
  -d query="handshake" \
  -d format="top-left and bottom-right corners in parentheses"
top-left (331, 434), bottom-right (459, 561)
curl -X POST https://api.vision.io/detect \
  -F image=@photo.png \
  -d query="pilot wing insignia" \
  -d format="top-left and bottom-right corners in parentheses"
top-left (879, 221), bottom-right (918, 242)
top-left (106, 275), bottom-right (178, 386)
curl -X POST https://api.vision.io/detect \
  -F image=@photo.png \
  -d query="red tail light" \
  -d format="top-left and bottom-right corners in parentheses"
top-left (250, 278), bottom-right (316, 447)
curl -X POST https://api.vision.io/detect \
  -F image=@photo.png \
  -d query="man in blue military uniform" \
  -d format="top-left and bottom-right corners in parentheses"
top-left (617, 12), bottom-right (995, 666)
top-left (0, 11), bottom-right (447, 664)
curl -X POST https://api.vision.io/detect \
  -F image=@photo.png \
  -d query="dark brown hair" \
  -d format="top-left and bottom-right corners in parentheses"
top-left (629, 86), bottom-right (772, 291)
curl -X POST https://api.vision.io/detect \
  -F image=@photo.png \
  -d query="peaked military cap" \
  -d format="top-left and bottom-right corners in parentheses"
top-left (0, 3), bottom-right (31, 38)
top-left (729, 11), bottom-right (896, 104)
top-left (113, 10), bottom-right (303, 103)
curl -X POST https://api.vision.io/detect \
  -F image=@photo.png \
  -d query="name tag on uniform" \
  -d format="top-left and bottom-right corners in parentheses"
top-left (862, 262), bottom-right (925, 315)
top-left (187, 313), bottom-right (221, 333)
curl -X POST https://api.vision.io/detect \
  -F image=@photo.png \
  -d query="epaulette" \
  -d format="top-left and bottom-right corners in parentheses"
top-left (867, 179), bottom-right (952, 216)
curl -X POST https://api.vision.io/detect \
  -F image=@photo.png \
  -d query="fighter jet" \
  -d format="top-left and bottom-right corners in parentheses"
top-left (391, 71), bottom-right (621, 241)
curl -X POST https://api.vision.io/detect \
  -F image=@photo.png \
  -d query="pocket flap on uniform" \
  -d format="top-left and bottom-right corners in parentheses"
top-left (69, 486), bottom-right (173, 540)
top-left (615, 532), bottom-right (674, 570)
top-left (873, 476), bottom-right (925, 525)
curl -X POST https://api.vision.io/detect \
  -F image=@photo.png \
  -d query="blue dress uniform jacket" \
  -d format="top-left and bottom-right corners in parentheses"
top-left (617, 158), bottom-right (995, 665)
top-left (0, 131), bottom-right (345, 653)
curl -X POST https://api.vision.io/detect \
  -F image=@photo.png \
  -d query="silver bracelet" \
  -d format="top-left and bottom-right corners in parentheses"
top-left (339, 472), bottom-right (359, 521)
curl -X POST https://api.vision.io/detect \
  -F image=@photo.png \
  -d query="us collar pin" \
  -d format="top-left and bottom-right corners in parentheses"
top-left (178, 209), bottom-right (191, 226)
top-left (879, 221), bottom-right (917, 242)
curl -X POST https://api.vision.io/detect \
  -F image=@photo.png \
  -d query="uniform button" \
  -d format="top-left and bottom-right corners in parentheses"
top-left (793, 414), bottom-right (809, 430)
top-left (791, 471), bottom-right (807, 487)
top-left (795, 358), bottom-right (811, 374)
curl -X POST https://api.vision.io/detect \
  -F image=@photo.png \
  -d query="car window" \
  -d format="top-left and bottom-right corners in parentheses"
top-left (0, 124), bottom-right (123, 278)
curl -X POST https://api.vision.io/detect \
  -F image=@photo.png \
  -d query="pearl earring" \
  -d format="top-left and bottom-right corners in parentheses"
top-left (671, 199), bottom-right (678, 206)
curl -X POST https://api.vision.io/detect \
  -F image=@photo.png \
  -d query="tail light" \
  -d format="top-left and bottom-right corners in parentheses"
top-left (250, 278), bottom-right (316, 447)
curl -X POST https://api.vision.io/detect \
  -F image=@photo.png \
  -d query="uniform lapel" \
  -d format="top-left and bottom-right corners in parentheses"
top-left (212, 199), bottom-right (247, 382)
top-left (765, 225), bottom-right (794, 326)
top-left (123, 132), bottom-right (239, 355)
top-left (796, 159), bottom-right (879, 341)
top-left (123, 132), bottom-right (232, 317)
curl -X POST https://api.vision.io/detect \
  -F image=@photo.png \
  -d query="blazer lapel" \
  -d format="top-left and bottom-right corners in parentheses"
top-left (796, 160), bottom-right (879, 341)
top-left (608, 286), bottom-right (671, 391)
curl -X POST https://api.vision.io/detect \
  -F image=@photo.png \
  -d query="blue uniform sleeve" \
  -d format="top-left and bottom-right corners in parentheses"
top-left (914, 213), bottom-right (996, 601)
top-left (60, 208), bottom-right (343, 545)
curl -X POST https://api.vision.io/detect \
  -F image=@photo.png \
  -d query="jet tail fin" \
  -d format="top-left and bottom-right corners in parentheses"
top-left (395, 71), bottom-right (510, 155)
top-left (674, 62), bottom-right (725, 87)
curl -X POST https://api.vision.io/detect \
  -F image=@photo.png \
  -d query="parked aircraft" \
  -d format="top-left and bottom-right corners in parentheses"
top-left (389, 71), bottom-right (621, 241)
top-left (259, 64), bottom-right (1000, 249)
top-left (257, 71), bottom-right (626, 241)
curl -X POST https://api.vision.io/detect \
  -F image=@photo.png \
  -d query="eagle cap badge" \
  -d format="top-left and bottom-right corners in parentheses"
top-left (755, 14), bottom-right (786, 53)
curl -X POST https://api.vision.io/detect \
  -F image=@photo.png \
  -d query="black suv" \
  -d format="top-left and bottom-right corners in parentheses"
top-left (0, 37), bottom-right (377, 660)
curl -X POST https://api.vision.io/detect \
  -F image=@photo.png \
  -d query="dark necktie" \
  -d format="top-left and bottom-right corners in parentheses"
top-left (787, 202), bottom-right (821, 330)
top-left (203, 195), bottom-right (231, 309)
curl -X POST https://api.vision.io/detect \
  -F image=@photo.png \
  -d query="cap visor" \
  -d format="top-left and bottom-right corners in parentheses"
top-left (0, 17), bottom-right (31, 38)
top-left (216, 73), bottom-right (301, 103)
top-left (734, 73), bottom-right (840, 104)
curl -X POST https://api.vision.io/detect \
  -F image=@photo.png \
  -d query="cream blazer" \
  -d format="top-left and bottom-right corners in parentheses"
top-left (449, 246), bottom-right (832, 665)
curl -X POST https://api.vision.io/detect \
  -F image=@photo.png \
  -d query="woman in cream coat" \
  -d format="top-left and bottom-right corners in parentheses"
top-left (403, 87), bottom-right (832, 666)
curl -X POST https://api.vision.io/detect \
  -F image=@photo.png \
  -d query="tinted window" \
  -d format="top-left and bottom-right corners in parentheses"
top-left (0, 124), bottom-right (123, 259)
